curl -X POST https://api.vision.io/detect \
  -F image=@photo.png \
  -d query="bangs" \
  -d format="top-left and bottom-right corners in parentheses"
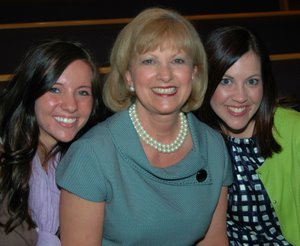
top-left (132, 18), bottom-right (195, 56)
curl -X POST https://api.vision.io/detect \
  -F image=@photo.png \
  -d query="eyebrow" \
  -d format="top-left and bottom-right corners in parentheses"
top-left (223, 74), bottom-right (234, 79)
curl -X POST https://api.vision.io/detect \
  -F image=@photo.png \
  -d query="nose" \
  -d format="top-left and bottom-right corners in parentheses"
top-left (157, 64), bottom-right (173, 83)
top-left (61, 94), bottom-right (78, 112)
top-left (232, 84), bottom-right (247, 103)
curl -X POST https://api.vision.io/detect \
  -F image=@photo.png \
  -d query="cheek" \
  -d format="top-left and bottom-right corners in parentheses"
top-left (136, 69), bottom-right (154, 83)
top-left (176, 67), bottom-right (194, 82)
top-left (210, 89), bottom-right (224, 107)
top-left (209, 87), bottom-right (230, 116)
top-left (79, 99), bottom-right (93, 116)
top-left (35, 93), bottom-right (58, 111)
top-left (249, 86), bottom-right (263, 106)
top-left (210, 98), bottom-right (218, 113)
top-left (130, 67), bottom-right (153, 84)
top-left (34, 97), bottom-right (52, 120)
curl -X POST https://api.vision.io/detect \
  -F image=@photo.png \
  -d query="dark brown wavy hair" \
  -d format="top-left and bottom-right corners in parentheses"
top-left (197, 25), bottom-right (281, 158)
top-left (0, 39), bottom-right (104, 233)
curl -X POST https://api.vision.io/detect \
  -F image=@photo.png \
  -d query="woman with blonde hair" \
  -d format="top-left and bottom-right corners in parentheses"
top-left (57, 8), bottom-right (233, 245)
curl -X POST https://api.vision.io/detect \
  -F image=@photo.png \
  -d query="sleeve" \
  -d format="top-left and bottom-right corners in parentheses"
top-left (36, 230), bottom-right (60, 246)
top-left (291, 110), bottom-right (300, 168)
top-left (205, 125), bottom-right (233, 188)
top-left (56, 139), bottom-right (107, 202)
top-left (219, 135), bottom-right (233, 187)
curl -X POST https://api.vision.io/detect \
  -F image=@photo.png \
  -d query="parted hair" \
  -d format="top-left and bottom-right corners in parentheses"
top-left (198, 25), bottom-right (281, 158)
top-left (0, 39), bottom-right (103, 233)
top-left (103, 7), bottom-right (208, 113)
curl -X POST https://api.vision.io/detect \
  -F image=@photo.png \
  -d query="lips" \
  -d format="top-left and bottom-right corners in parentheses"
top-left (152, 87), bottom-right (177, 95)
top-left (228, 106), bottom-right (246, 114)
top-left (54, 116), bottom-right (77, 124)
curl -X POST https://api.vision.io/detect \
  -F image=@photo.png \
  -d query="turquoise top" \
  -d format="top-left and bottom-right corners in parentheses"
top-left (257, 107), bottom-right (300, 245)
top-left (56, 110), bottom-right (233, 245)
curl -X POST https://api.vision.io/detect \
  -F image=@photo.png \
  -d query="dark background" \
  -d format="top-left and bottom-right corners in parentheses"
top-left (0, 0), bottom-right (286, 22)
top-left (0, 0), bottom-right (299, 109)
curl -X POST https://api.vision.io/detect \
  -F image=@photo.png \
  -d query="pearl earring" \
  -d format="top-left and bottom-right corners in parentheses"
top-left (129, 85), bottom-right (135, 92)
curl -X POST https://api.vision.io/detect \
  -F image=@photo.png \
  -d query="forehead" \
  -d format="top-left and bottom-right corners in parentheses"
top-left (56, 60), bottom-right (93, 86)
top-left (226, 51), bottom-right (261, 75)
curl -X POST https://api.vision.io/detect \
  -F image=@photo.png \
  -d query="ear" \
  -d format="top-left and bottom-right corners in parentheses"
top-left (124, 70), bottom-right (132, 86)
top-left (192, 65), bottom-right (198, 80)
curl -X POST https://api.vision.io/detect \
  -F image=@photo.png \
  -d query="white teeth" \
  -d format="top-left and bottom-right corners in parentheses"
top-left (54, 117), bottom-right (76, 124)
top-left (228, 106), bottom-right (246, 113)
top-left (153, 87), bottom-right (176, 94)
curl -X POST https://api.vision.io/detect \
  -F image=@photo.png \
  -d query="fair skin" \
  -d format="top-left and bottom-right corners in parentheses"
top-left (125, 42), bottom-right (196, 167)
top-left (35, 59), bottom-right (93, 152)
top-left (197, 187), bottom-right (229, 245)
top-left (210, 50), bottom-right (263, 138)
top-left (59, 43), bottom-right (228, 245)
top-left (60, 191), bottom-right (105, 246)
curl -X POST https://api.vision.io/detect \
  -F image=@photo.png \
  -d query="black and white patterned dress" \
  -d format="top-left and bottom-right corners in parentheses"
top-left (226, 137), bottom-right (292, 246)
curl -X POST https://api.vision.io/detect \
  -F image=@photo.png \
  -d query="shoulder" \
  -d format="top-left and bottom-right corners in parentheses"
top-left (75, 113), bottom-right (119, 147)
top-left (188, 113), bottom-right (233, 185)
top-left (59, 112), bottom-right (125, 165)
top-left (273, 107), bottom-right (300, 147)
top-left (274, 107), bottom-right (300, 131)
top-left (275, 106), bottom-right (300, 119)
top-left (81, 120), bottom-right (109, 141)
top-left (189, 113), bottom-right (224, 141)
top-left (81, 111), bottom-right (126, 139)
top-left (189, 113), bottom-right (228, 157)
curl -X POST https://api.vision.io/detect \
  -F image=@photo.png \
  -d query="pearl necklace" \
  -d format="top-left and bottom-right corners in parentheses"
top-left (129, 104), bottom-right (188, 153)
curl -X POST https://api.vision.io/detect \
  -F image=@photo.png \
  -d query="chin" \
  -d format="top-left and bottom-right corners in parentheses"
top-left (57, 134), bottom-right (77, 143)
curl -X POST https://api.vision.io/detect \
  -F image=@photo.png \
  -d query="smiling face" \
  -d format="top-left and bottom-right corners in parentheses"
top-left (125, 42), bottom-right (196, 118)
top-left (35, 59), bottom-right (93, 149)
top-left (210, 50), bottom-right (263, 138)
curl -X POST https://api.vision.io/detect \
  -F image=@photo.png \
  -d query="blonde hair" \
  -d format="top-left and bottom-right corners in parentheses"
top-left (103, 7), bottom-right (208, 112)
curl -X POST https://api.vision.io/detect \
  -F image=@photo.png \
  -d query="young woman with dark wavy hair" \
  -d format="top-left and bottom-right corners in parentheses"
top-left (0, 39), bottom-right (103, 245)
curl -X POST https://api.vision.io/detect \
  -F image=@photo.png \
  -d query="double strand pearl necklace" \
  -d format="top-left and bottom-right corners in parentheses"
top-left (129, 103), bottom-right (188, 153)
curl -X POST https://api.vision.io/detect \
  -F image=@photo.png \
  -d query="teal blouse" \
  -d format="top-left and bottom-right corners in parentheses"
top-left (56, 110), bottom-right (233, 245)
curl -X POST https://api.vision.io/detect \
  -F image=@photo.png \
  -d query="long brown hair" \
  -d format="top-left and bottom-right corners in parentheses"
top-left (0, 39), bottom-right (103, 233)
top-left (198, 25), bottom-right (281, 158)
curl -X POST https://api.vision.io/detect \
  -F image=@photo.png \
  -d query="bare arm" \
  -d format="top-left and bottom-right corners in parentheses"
top-left (197, 187), bottom-right (228, 246)
top-left (59, 189), bottom-right (105, 246)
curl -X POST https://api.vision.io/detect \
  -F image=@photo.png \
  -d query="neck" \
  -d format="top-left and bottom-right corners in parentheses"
top-left (129, 103), bottom-right (188, 153)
